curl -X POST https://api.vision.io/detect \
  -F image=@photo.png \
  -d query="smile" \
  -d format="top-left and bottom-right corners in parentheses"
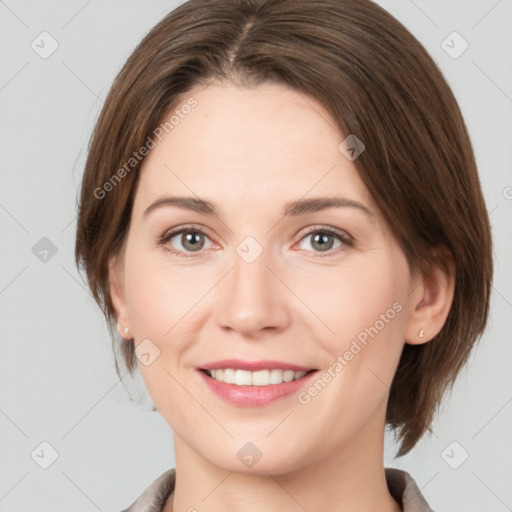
top-left (203, 368), bottom-right (309, 385)
top-left (198, 360), bottom-right (318, 406)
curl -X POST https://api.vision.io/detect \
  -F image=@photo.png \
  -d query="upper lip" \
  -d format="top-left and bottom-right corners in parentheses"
top-left (199, 359), bottom-right (315, 372)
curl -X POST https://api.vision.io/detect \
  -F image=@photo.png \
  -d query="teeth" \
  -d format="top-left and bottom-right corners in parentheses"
top-left (206, 368), bottom-right (309, 386)
top-left (223, 368), bottom-right (236, 384)
top-left (235, 370), bottom-right (252, 386)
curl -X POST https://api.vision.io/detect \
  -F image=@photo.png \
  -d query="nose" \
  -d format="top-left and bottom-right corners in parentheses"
top-left (215, 246), bottom-right (292, 337)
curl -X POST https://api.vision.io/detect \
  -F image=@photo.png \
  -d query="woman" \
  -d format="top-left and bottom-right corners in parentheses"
top-left (74, 0), bottom-right (493, 510)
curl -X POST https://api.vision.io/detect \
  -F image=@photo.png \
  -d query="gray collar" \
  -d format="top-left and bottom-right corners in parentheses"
top-left (121, 467), bottom-right (434, 512)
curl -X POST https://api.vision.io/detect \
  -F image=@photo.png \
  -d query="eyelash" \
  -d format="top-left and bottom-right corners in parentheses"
top-left (159, 224), bottom-right (354, 258)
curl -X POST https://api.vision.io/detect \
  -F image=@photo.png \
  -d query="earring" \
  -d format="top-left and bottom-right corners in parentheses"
top-left (418, 328), bottom-right (425, 338)
top-left (117, 323), bottom-right (130, 336)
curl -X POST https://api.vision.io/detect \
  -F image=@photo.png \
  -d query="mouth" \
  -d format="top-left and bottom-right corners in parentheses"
top-left (197, 360), bottom-right (318, 406)
top-left (200, 368), bottom-right (315, 385)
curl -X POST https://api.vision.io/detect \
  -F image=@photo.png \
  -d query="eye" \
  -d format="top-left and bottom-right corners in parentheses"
top-left (296, 226), bottom-right (353, 256)
top-left (160, 226), bottom-right (214, 257)
top-left (159, 224), bottom-right (353, 258)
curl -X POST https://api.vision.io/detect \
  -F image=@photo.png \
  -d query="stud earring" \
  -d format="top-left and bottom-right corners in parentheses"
top-left (117, 323), bottom-right (130, 336)
top-left (418, 328), bottom-right (425, 338)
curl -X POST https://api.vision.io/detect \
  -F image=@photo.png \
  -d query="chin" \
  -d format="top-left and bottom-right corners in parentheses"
top-left (199, 442), bottom-right (312, 477)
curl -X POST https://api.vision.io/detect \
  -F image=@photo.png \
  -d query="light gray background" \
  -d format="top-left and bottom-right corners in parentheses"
top-left (1, 1), bottom-right (511, 511)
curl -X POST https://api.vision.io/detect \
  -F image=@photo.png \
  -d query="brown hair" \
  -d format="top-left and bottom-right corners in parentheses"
top-left (74, 0), bottom-right (493, 456)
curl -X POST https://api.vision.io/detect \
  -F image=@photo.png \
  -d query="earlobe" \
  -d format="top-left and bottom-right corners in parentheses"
top-left (405, 248), bottom-right (456, 345)
top-left (108, 255), bottom-right (132, 339)
top-left (116, 322), bottom-right (131, 337)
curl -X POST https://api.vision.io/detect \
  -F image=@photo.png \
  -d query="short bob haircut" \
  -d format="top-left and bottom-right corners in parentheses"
top-left (75, 0), bottom-right (493, 456)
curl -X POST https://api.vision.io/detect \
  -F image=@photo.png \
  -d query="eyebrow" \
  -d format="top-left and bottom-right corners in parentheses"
top-left (143, 195), bottom-right (374, 219)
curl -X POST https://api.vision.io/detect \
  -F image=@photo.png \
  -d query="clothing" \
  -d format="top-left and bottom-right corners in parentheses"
top-left (121, 467), bottom-right (434, 512)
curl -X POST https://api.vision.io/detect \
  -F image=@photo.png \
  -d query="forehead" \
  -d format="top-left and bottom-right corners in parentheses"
top-left (134, 81), bottom-right (375, 216)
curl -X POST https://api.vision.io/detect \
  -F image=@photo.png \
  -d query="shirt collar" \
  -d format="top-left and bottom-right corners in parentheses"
top-left (122, 467), bottom-right (434, 512)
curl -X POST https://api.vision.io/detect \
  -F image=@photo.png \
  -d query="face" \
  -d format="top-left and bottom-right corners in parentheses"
top-left (110, 81), bottom-right (422, 474)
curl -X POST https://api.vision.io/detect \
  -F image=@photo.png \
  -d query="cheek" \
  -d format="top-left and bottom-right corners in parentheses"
top-left (125, 253), bottom-right (198, 419)
top-left (300, 255), bottom-right (409, 409)
top-left (297, 257), bottom-right (408, 349)
top-left (123, 247), bottom-right (203, 343)
top-left (290, 276), bottom-right (407, 447)
top-left (122, 248), bottom-right (216, 411)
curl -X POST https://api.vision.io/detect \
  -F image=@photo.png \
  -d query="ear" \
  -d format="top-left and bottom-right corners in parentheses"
top-left (108, 253), bottom-right (131, 339)
top-left (405, 247), bottom-right (456, 345)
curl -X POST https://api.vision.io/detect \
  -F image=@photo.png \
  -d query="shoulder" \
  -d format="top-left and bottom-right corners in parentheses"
top-left (385, 467), bottom-right (435, 512)
top-left (120, 468), bottom-right (176, 512)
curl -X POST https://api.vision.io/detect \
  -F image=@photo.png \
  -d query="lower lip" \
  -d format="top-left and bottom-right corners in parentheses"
top-left (198, 370), bottom-right (318, 406)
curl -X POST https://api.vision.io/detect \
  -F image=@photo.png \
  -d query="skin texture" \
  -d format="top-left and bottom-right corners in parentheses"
top-left (109, 81), bottom-right (455, 512)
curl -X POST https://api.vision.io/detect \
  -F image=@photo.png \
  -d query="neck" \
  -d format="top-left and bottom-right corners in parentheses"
top-left (167, 417), bottom-right (401, 512)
